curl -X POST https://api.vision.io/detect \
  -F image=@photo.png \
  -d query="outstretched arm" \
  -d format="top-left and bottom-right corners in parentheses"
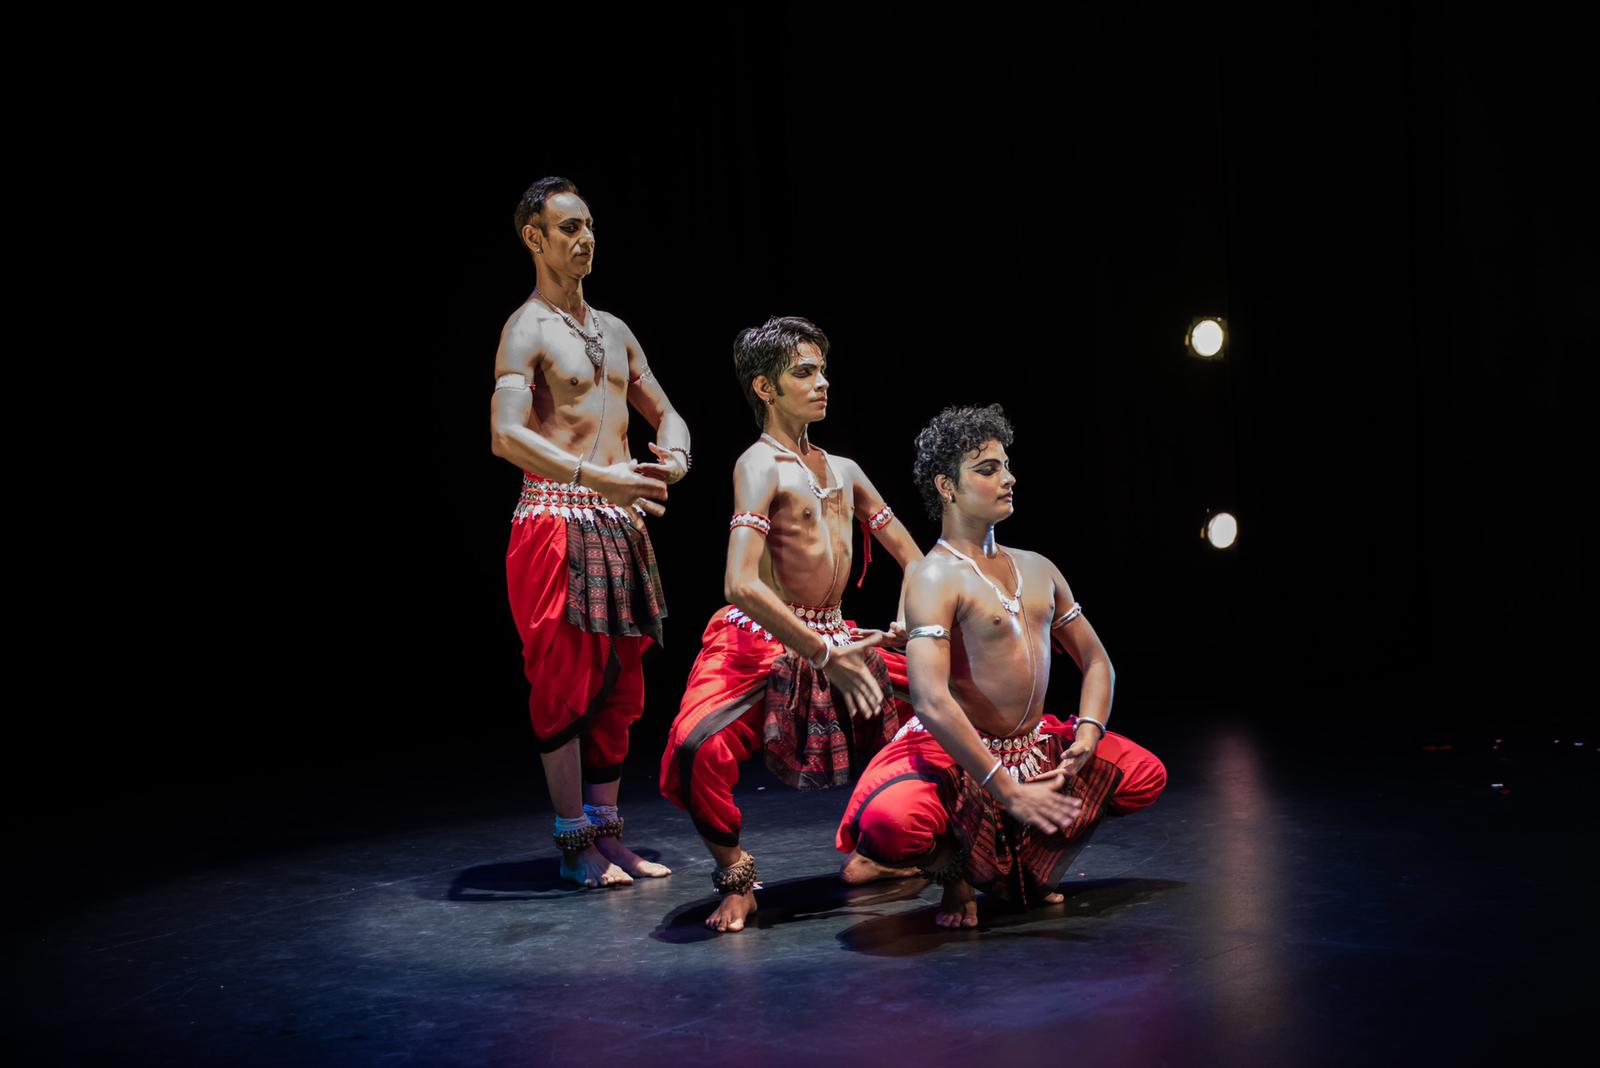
top-left (905, 564), bottom-right (1082, 834)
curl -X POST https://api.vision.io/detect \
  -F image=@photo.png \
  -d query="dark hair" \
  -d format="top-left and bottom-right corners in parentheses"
top-left (513, 177), bottom-right (580, 243)
top-left (731, 316), bottom-right (831, 430)
top-left (912, 404), bottom-right (1016, 520)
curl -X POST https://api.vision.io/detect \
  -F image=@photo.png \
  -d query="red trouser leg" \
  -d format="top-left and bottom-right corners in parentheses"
top-left (675, 702), bottom-right (766, 846)
top-left (659, 611), bottom-right (781, 847)
top-left (1093, 730), bottom-right (1168, 814)
top-left (579, 635), bottom-right (648, 784)
top-left (837, 723), bottom-right (1168, 865)
top-left (508, 512), bottom-right (651, 771)
top-left (835, 731), bottom-right (956, 865)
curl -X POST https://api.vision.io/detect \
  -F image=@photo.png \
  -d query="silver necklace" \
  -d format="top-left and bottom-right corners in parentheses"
top-left (761, 433), bottom-right (843, 500)
top-left (936, 539), bottom-right (1021, 615)
top-left (533, 290), bottom-right (605, 369)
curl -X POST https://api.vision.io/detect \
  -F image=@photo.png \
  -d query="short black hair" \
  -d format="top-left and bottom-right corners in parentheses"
top-left (731, 316), bottom-right (831, 430)
top-left (912, 403), bottom-right (1015, 520)
top-left (513, 177), bottom-right (580, 243)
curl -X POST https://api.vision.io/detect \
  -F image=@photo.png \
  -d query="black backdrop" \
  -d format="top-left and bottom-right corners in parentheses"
top-left (44, 6), bottom-right (1590, 826)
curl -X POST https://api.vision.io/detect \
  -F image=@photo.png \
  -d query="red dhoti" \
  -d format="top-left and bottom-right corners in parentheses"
top-left (659, 605), bottom-right (911, 847)
top-left (836, 714), bottom-right (1167, 906)
top-left (506, 475), bottom-right (667, 783)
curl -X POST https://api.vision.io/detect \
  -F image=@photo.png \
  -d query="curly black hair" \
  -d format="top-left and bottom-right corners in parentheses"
top-left (912, 403), bottom-right (1015, 520)
top-left (513, 176), bottom-right (580, 246)
top-left (731, 316), bottom-right (831, 430)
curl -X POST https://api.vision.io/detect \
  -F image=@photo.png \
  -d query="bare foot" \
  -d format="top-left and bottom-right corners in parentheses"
top-left (1042, 891), bottom-right (1065, 905)
top-left (840, 850), bottom-right (922, 885)
top-left (706, 889), bottom-right (757, 932)
top-left (560, 845), bottom-right (632, 888)
top-left (596, 836), bottom-right (672, 878)
top-left (935, 880), bottom-right (979, 928)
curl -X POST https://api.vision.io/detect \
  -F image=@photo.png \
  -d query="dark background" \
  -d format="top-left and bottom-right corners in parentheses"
top-left (33, 6), bottom-right (1590, 877)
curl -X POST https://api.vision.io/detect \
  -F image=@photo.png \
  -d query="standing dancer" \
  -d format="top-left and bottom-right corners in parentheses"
top-left (835, 404), bottom-right (1167, 926)
top-left (491, 177), bottom-right (691, 888)
top-left (659, 316), bottom-right (922, 932)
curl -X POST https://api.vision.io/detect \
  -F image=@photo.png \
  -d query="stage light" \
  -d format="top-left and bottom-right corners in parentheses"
top-left (1203, 511), bottom-right (1238, 549)
top-left (1187, 317), bottom-right (1227, 359)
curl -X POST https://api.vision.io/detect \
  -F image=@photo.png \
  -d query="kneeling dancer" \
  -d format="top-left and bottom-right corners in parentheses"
top-left (836, 404), bottom-right (1168, 927)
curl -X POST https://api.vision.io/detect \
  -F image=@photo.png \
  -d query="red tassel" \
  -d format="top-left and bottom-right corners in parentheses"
top-left (855, 519), bottom-right (872, 588)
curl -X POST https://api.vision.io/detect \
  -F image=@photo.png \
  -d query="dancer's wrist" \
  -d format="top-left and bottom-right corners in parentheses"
top-left (807, 636), bottom-right (832, 670)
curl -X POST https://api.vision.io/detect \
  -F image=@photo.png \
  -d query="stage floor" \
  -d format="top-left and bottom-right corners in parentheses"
top-left (19, 716), bottom-right (1593, 1065)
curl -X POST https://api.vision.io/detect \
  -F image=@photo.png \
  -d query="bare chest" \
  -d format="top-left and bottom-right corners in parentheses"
top-left (769, 466), bottom-right (854, 542)
top-left (951, 559), bottom-right (1053, 653)
top-left (539, 329), bottom-right (627, 407)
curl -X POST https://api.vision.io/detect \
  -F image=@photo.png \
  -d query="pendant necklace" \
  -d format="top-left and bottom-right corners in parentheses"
top-left (533, 289), bottom-right (605, 369)
top-left (936, 538), bottom-right (1021, 615)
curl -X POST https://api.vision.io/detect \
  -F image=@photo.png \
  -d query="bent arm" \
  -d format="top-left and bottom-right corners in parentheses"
top-left (843, 458), bottom-right (922, 627)
top-left (489, 315), bottom-right (588, 482)
top-left (1047, 558), bottom-right (1114, 732)
top-left (622, 322), bottom-right (691, 478)
top-left (722, 458), bottom-right (831, 662)
top-left (844, 458), bottom-right (922, 570)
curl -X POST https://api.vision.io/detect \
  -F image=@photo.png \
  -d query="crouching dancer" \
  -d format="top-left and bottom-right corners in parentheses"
top-left (836, 404), bottom-right (1167, 927)
top-left (660, 316), bottom-right (922, 932)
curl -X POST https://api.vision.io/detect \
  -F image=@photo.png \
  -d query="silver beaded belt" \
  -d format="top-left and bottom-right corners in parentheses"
top-left (512, 474), bottom-right (635, 524)
top-left (892, 716), bottom-right (1050, 781)
top-left (983, 722), bottom-right (1048, 781)
top-left (726, 603), bottom-right (851, 646)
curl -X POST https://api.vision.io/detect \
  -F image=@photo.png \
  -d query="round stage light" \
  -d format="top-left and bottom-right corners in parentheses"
top-left (1203, 512), bottom-right (1238, 549)
top-left (1187, 317), bottom-right (1227, 359)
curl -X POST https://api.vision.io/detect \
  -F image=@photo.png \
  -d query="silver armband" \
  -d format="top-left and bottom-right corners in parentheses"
top-left (1052, 603), bottom-right (1084, 628)
top-left (907, 625), bottom-right (951, 641)
top-left (495, 373), bottom-right (531, 392)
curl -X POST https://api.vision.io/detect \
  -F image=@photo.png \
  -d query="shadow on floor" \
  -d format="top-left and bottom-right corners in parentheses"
top-left (836, 877), bottom-right (1187, 957)
top-left (438, 849), bottom-right (671, 901)
top-left (651, 873), bottom-right (933, 943)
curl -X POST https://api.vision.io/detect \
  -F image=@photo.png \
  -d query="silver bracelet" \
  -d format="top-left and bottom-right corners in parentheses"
top-left (1076, 715), bottom-right (1107, 738)
top-left (978, 757), bottom-right (1003, 788)
top-left (807, 641), bottom-right (831, 671)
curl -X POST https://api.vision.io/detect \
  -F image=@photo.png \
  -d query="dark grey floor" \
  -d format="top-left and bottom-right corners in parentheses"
top-left (18, 718), bottom-right (1595, 1066)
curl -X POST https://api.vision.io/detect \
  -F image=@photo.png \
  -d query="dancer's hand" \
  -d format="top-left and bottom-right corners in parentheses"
top-left (997, 778), bottom-right (1083, 836)
top-left (884, 620), bottom-right (908, 650)
top-left (1054, 735), bottom-right (1099, 777)
top-left (646, 442), bottom-right (688, 484)
top-left (587, 459), bottom-right (671, 516)
top-left (823, 641), bottom-right (886, 720)
top-left (847, 621), bottom-right (907, 651)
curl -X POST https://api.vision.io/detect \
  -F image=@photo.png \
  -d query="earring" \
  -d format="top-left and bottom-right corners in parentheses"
top-left (534, 247), bottom-right (542, 254)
